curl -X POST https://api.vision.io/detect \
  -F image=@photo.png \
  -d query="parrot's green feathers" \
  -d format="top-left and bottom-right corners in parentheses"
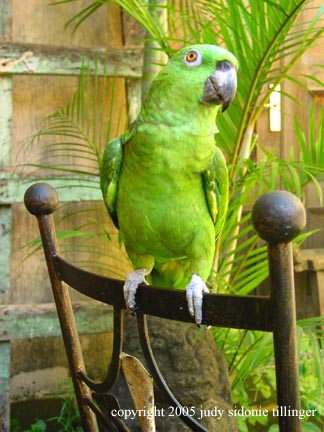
top-left (203, 146), bottom-right (229, 237)
top-left (100, 134), bottom-right (125, 228)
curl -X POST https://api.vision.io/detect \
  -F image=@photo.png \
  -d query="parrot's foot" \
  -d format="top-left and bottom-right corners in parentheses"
top-left (186, 274), bottom-right (209, 326)
top-left (123, 268), bottom-right (149, 313)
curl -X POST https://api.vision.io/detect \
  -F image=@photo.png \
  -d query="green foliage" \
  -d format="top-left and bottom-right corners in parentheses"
top-left (11, 419), bottom-right (47, 432)
top-left (50, 0), bottom-right (171, 54)
top-left (21, 58), bottom-right (131, 277)
top-left (11, 388), bottom-right (83, 432)
top-left (26, 59), bottom-right (118, 177)
top-left (214, 317), bottom-right (324, 431)
top-left (47, 391), bottom-right (83, 432)
top-left (293, 102), bottom-right (324, 201)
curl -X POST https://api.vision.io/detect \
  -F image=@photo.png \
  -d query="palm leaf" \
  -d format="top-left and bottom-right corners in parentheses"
top-left (23, 58), bottom-right (124, 178)
top-left (21, 57), bottom-right (128, 276)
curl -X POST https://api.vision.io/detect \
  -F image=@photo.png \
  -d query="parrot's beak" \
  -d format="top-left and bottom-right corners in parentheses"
top-left (201, 60), bottom-right (237, 112)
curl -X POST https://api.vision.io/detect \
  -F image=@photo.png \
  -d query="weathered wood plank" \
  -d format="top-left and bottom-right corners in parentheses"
top-left (294, 248), bottom-right (324, 321)
top-left (0, 43), bottom-right (143, 77)
top-left (0, 342), bottom-right (10, 432)
top-left (0, 79), bottom-right (12, 302)
top-left (0, 78), bottom-right (11, 170)
top-left (0, 0), bottom-right (11, 41)
top-left (122, 13), bottom-right (144, 121)
top-left (294, 248), bottom-right (324, 272)
top-left (126, 78), bottom-right (142, 122)
top-left (0, 301), bottom-right (113, 341)
top-left (316, 270), bottom-right (324, 320)
top-left (0, 207), bottom-right (11, 305)
top-left (0, 174), bottom-right (102, 204)
top-left (293, 64), bottom-right (324, 93)
top-left (0, 38), bottom-right (13, 428)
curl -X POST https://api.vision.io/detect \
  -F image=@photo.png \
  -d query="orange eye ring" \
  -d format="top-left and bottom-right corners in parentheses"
top-left (186, 50), bottom-right (198, 62)
top-left (184, 49), bottom-right (202, 67)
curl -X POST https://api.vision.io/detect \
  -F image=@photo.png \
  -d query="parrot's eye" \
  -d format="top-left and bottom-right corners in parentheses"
top-left (184, 50), bottom-right (202, 67)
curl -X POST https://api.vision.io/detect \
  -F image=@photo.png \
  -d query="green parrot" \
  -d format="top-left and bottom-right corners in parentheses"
top-left (100, 44), bottom-right (237, 324)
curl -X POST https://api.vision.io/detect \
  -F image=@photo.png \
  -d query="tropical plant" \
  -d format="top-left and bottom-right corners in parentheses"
top-left (47, 387), bottom-right (83, 432)
top-left (213, 316), bottom-right (324, 431)
top-left (22, 61), bottom-right (131, 277)
top-left (11, 384), bottom-right (83, 432)
top-left (22, 0), bottom-right (324, 430)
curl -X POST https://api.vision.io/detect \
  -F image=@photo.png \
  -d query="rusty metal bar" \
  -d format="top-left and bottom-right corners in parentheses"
top-left (80, 307), bottom-right (124, 393)
top-left (269, 242), bottom-right (301, 432)
top-left (137, 314), bottom-right (209, 432)
top-left (54, 255), bottom-right (272, 331)
top-left (252, 190), bottom-right (306, 432)
top-left (24, 183), bottom-right (99, 432)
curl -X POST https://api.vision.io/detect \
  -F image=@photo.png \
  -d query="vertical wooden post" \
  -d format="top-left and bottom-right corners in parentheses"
top-left (0, 205), bottom-right (11, 432)
top-left (141, 0), bottom-right (168, 102)
top-left (0, 2), bottom-right (12, 430)
top-left (252, 190), bottom-right (306, 432)
top-left (0, 341), bottom-right (10, 432)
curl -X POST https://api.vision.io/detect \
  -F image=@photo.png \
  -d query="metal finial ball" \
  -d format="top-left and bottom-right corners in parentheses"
top-left (252, 190), bottom-right (306, 244)
top-left (24, 183), bottom-right (58, 216)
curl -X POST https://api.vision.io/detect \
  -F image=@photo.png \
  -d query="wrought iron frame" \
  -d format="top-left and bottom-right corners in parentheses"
top-left (24, 183), bottom-right (305, 432)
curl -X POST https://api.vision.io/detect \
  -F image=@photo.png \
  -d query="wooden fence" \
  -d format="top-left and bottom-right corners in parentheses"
top-left (0, 1), bottom-right (143, 429)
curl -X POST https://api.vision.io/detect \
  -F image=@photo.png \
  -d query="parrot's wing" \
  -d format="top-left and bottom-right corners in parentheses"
top-left (100, 133), bottom-right (128, 229)
top-left (203, 146), bottom-right (229, 238)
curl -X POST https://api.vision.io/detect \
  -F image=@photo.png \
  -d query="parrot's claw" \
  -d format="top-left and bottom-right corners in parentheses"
top-left (186, 274), bottom-right (209, 326)
top-left (123, 268), bottom-right (149, 313)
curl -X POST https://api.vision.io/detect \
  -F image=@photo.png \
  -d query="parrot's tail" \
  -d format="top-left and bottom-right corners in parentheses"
top-left (150, 263), bottom-right (189, 290)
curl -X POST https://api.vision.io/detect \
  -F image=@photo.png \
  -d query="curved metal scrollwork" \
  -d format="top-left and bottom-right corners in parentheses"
top-left (137, 314), bottom-right (208, 432)
top-left (79, 308), bottom-right (128, 431)
top-left (80, 308), bottom-right (124, 393)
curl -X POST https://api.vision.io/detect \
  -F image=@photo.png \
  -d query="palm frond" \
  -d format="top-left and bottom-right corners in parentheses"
top-left (51, 0), bottom-right (171, 54)
top-left (23, 57), bottom-right (125, 180)
top-left (295, 101), bottom-right (324, 170)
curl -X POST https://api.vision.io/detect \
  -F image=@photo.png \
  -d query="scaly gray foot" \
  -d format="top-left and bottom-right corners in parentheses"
top-left (186, 274), bottom-right (209, 325)
top-left (123, 268), bottom-right (149, 313)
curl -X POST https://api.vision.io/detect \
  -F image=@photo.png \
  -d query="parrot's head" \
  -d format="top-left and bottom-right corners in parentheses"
top-left (142, 44), bottom-right (237, 123)
top-left (197, 46), bottom-right (238, 112)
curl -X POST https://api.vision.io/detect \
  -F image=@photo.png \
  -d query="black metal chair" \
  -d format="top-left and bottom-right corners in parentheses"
top-left (24, 183), bottom-right (306, 432)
